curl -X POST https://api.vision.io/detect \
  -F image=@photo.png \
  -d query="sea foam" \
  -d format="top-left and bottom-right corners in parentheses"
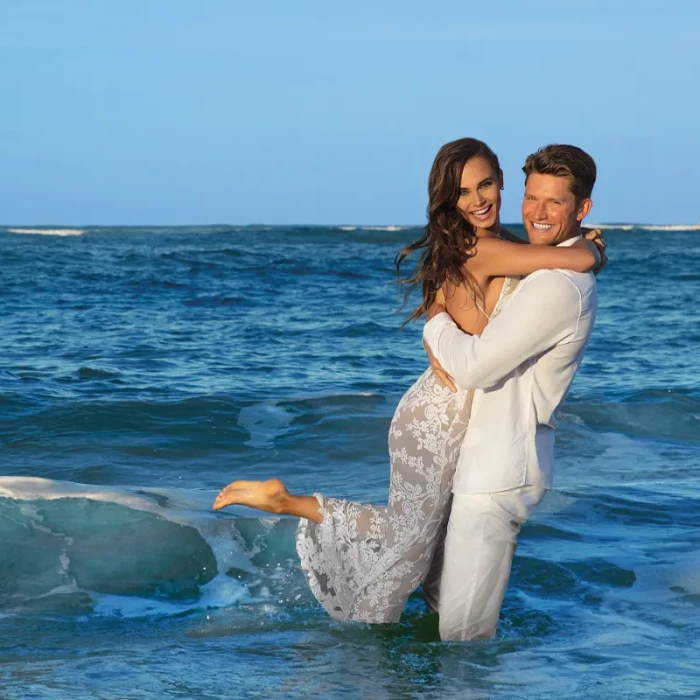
top-left (7, 228), bottom-right (85, 236)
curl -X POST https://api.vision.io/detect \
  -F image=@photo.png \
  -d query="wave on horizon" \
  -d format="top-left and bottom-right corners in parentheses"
top-left (7, 228), bottom-right (85, 236)
top-left (587, 223), bottom-right (700, 232)
top-left (338, 225), bottom-right (413, 232)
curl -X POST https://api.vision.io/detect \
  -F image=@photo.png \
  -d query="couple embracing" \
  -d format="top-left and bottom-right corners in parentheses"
top-left (214, 139), bottom-right (605, 641)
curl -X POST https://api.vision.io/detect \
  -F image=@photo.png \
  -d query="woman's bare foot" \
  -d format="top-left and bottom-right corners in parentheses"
top-left (213, 478), bottom-right (290, 514)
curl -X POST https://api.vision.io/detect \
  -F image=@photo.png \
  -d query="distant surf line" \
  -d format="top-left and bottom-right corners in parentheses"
top-left (4, 223), bottom-right (700, 236)
top-left (7, 228), bottom-right (85, 236)
top-left (584, 223), bottom-right (700, 231)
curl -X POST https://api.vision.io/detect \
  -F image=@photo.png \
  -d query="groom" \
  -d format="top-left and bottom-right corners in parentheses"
top-left (422, 144), bottom-right (601, 641)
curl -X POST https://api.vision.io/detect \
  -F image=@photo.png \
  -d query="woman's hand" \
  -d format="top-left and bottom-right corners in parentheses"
top-left (583, 228), bottom-right (608, 275)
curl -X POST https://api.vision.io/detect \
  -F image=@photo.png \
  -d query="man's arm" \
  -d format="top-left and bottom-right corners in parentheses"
top-left (423, 272), bottom-right (582, 390)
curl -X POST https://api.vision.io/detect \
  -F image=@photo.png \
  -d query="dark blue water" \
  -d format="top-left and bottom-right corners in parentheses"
top-left (1, 225), bottom-right (699, 699)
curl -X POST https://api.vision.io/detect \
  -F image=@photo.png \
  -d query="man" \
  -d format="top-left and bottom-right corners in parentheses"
top-left (422, 144), bottom-right (600, 641)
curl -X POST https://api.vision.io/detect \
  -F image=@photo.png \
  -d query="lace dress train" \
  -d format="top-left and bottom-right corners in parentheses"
top-left (295, 370), bottom-right (473, 623)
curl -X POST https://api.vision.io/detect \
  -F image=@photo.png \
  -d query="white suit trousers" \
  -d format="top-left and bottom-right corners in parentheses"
top-left (423, 485), bottom-right (547, 641)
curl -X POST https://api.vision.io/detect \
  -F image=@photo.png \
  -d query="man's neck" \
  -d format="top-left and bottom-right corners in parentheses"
top-left (554, 224), bottom-right (582, 246)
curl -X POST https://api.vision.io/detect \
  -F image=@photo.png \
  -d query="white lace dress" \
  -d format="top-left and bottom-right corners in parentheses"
top-left (296, 277), bottom-right (519, 623)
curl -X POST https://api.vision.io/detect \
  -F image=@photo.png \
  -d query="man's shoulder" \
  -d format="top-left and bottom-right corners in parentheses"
top-left (515, 269), bottom-right (597, 320)
top-left (519, 268), bottom-right (594, 297)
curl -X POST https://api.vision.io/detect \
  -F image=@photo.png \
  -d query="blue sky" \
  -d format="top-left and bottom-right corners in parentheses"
top-left (1, 1), bottom-right (698, 225)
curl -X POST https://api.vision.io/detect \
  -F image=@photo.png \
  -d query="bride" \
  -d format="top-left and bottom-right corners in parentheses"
top-left (213, 138), bottom-right (602, 624)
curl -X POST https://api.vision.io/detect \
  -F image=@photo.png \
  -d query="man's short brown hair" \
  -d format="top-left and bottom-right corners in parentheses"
top-left (523, 144), bottom-right (597, 203)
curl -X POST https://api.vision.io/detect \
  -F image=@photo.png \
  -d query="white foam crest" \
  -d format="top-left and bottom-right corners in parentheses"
top-left (238, 400), bottom-right (296, 448)
top-left (338, 225), bottom-right (410, 231)
top-left (7, 228), bottom-right (85, 236)
top-left (586, 224), bottom-right (635, 231)
top-left (0, 476), bottom-right (164, 511)
top-left (637, 223), bottom-right (700, 231)
top-left (91, 574), bottom-right (250, 619)
top-left (237, 391), bottom-right (378, 448)
top-left (587, 223), bottom-right (700, 231)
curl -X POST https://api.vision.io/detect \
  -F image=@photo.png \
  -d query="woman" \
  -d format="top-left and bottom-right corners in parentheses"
top-left (213, 138), bottom-right (600, 623)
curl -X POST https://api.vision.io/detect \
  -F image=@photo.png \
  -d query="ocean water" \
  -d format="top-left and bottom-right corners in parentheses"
top-left (1, 224), bottom-right (699, 699)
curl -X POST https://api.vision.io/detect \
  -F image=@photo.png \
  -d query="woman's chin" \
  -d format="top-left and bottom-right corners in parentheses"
top-left (469, 214), bottom-right (498, 230)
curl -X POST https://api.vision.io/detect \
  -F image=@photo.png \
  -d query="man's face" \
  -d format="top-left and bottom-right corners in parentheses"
top-left (522, 173), bottom-right (591, 245)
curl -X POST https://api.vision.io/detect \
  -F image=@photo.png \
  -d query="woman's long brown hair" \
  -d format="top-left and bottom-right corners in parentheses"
top-left (395, 138), bottom-right (501, 323)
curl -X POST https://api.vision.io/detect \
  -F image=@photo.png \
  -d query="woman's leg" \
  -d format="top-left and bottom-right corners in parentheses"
top-left (213, 478), bottom-right (323, 523)
top-left (213, 369), bottom-right (472, 623)
top-left (297, 370), bottom-right (473, 622)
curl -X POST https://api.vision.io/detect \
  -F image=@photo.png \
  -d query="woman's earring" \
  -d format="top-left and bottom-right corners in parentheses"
top-left (500, 186), bottom-right (504, 190)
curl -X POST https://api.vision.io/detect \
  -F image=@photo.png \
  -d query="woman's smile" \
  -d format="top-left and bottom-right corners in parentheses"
top-left (469, 203), bottom-right (494, 221)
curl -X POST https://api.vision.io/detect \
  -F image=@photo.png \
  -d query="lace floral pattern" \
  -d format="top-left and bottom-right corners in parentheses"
top-left (295, 277), bottom-right (519, 623)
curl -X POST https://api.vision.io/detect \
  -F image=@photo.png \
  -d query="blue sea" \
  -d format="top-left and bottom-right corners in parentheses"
top-left (1, 224), bottom-right (699, 699)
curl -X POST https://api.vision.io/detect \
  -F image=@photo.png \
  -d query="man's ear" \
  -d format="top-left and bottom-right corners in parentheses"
top-left (576, 198), bottom-right (593, 221)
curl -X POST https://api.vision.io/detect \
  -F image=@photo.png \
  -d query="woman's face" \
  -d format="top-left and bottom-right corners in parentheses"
top-left (456, 157), bottom-right (502, 230)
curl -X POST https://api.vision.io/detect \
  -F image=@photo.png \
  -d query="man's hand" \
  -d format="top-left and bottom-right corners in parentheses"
top-left (423, 339), bottom-right (457, 392)
top-left (583, 228), bottom-right (608, 276)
